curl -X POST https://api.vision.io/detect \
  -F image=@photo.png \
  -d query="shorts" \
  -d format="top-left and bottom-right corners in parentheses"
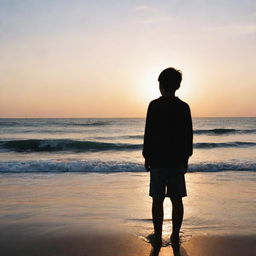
top-left (149, 166), bottom-right (187, 198)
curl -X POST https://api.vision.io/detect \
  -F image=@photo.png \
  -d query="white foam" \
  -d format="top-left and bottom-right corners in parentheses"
top-left (0, 160), bottom-right (255, 173)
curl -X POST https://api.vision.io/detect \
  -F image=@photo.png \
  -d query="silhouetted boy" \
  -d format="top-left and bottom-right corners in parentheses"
top-left (143, 67), bottom-right (193, 252)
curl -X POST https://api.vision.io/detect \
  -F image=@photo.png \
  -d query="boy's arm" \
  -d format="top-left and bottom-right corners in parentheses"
top-left (143, 102), bottom-right (153, 171)
top-left (186, 105), bottom-right (193, 157)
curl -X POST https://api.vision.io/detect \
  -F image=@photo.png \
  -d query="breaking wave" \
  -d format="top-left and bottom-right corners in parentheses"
top-left (0, 160), bottom-right (255, 173)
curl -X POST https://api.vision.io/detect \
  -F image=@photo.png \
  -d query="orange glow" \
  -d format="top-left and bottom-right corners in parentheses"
top-left (0, 2), bottom-right (255, 117)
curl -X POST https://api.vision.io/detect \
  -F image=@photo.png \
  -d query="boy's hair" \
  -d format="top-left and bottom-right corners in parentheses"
top-left (158, 67), bottom-right (182, 91)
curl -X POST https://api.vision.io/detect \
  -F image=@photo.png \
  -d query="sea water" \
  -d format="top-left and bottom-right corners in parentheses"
top-left (0, 117), bottom-right (255, 173)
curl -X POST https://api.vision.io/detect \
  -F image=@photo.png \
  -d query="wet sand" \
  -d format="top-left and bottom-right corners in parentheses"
top-left (182, 235), bottom-right (256, 256)
top-left (0, 225), bottom-right (255, 256)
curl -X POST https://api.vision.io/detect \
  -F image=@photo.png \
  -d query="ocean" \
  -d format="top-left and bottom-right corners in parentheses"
top-left (0, 117), bottom-right (255, 173)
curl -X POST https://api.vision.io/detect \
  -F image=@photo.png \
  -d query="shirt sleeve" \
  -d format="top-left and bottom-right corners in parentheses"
top-left (142, 102), bottom-right (153, 160)
top-left (185, 105), bottom-right (193, 157)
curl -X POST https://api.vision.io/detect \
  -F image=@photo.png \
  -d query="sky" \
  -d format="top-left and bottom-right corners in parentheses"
top-left (0, 0), bottom-right (255, 117)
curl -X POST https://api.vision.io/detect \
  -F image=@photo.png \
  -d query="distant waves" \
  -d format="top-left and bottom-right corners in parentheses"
top-left (0, 120), bottom-right (112, 127)
top-left (0, 139), bottom-right (256, 152)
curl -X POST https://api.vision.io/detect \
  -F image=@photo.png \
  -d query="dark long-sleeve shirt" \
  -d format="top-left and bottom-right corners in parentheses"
top-left (143, 96), bottom-right (193, 169)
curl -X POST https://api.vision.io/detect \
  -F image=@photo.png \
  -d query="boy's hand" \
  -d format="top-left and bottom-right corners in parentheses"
top-left (144, 159), bottom-right (150, 172)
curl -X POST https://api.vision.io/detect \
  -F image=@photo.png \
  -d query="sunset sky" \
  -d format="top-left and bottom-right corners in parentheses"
top-left (0, 0), bottom-right (255, 117)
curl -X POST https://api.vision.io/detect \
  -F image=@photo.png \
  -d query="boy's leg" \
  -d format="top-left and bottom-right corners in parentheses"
top-left (152, 197), bottom-right (164, 243)
top-left (170, 196), bottom-right (183, 237)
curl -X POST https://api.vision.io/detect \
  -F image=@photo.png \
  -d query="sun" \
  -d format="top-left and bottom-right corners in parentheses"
top-left (135, 68), bottom-right (161, 102)
top-left (133, 64), bottom-right (195, 114)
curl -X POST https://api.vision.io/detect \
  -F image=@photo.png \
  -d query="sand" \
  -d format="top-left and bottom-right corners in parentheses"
top-left (1, 172), bottom-right (255, 255)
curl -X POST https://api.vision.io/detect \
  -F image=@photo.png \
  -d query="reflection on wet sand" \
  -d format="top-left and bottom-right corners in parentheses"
top-left (149, 245), bottom-right (189, 256)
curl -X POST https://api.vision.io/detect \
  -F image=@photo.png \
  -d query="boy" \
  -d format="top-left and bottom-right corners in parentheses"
top-left (142, 67), bottom-right (193, 251)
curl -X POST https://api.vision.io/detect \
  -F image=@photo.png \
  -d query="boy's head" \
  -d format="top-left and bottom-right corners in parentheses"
top-left (158, 67), bottom-right (182, 94)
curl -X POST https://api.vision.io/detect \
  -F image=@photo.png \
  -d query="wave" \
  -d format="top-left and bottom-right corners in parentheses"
top-left (64, 121), bottom-right (111, 127)
top-left (0, 139), bottom-right (256, 152)
top-left (194, 128), bottom-right (256, 135)
top-left (0, 121), bottom-right (18, 126)
top-left (124, 135), bottom-right (144, 139)
top-left (0, 160), bottom-right (255, 173)
top-left (94, 135), bottom-right (144, 140)
top-left (0, 120), bottom-right (111, 127)
top-left (194, 141), bottom-right (256, 148)
top-left (0, 139), bottom-right (141, 152)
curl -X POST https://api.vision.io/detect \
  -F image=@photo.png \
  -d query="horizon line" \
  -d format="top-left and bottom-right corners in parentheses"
top-left (0, 116), bottom-right (255, 119)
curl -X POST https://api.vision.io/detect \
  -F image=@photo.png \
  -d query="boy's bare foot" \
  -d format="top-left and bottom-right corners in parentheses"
top-left (153, 234), bottom-right (162, 249)
top-left (154, 240), bottom-right (162, 249)
top-left (146, 233), bottom-right (162, 249)
top-left (170, 234), bottom-right (180, 251)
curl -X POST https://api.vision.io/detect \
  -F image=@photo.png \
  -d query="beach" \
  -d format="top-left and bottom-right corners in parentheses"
top-left (0, 171), bottom-right (255, 255)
